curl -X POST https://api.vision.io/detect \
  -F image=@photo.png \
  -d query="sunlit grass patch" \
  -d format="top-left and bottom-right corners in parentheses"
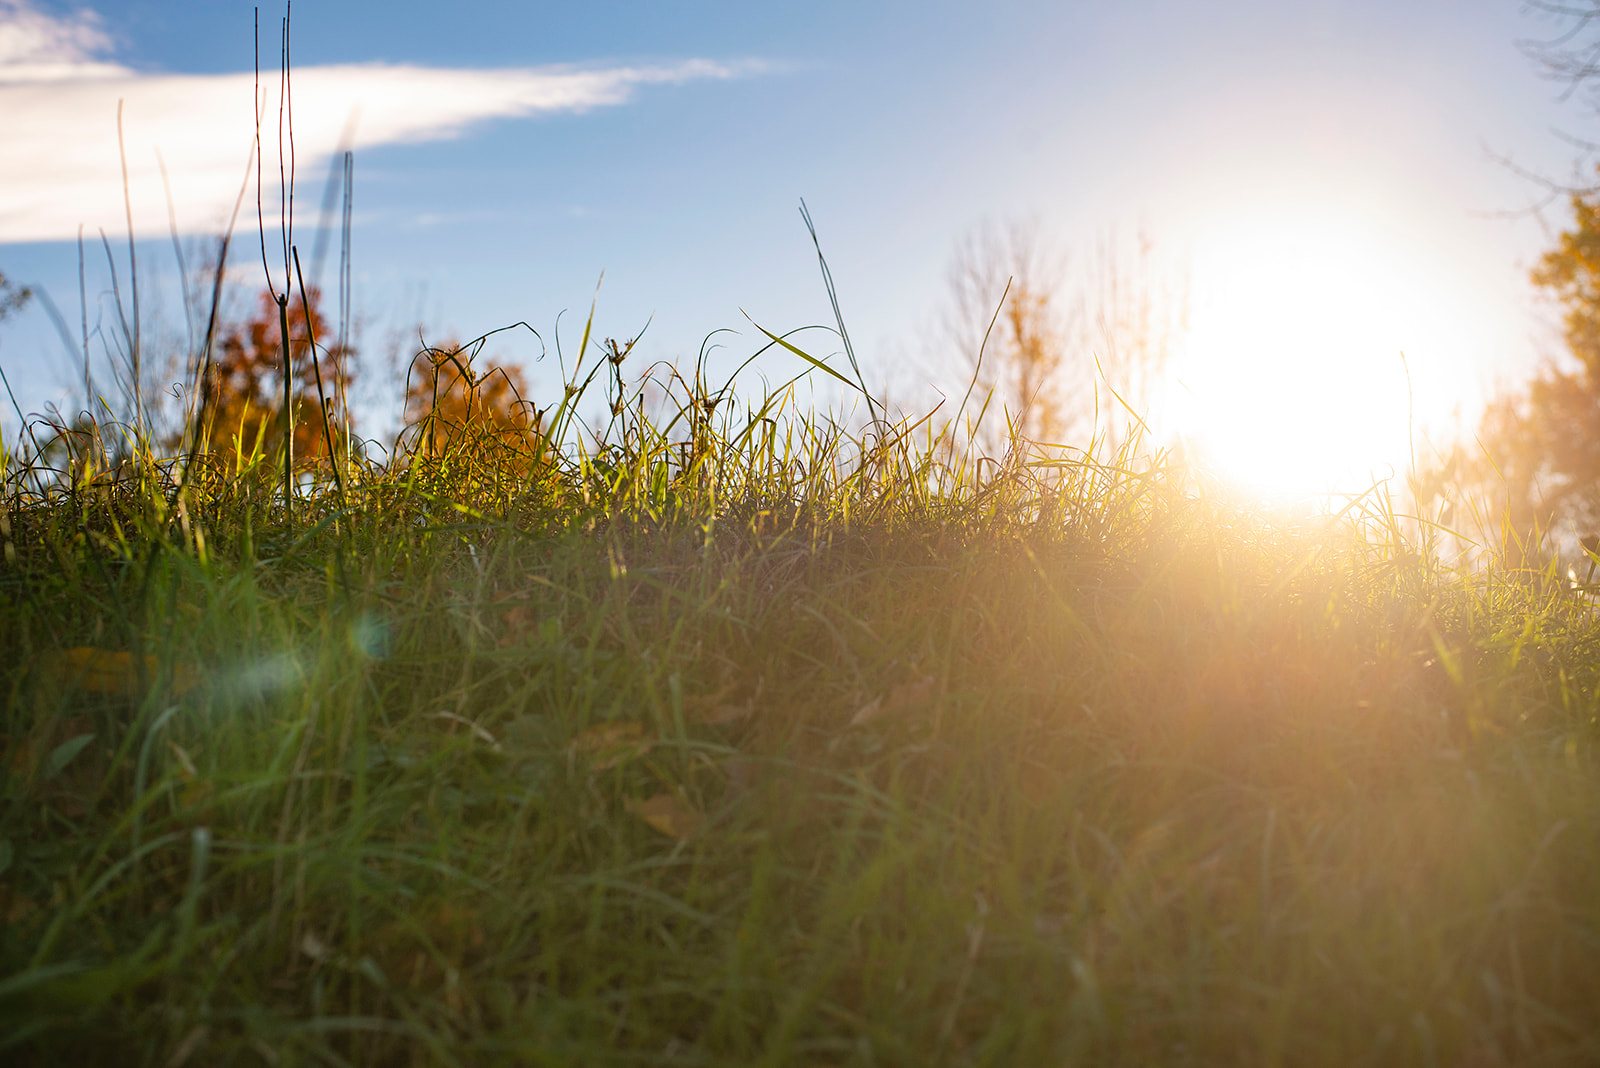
top-left (2, 320), bottom-right (1600, 1066)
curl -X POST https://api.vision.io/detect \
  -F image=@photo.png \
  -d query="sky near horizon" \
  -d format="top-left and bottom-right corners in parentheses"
top-left (0, 0), bottom-right (1593, 494)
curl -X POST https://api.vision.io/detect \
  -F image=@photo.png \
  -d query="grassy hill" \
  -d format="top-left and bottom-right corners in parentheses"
top-left (3, 335), bottom-right (1599, 1066)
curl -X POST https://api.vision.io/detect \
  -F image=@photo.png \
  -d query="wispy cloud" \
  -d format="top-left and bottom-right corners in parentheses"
top-left (0, 1), bottom-right (753, 244)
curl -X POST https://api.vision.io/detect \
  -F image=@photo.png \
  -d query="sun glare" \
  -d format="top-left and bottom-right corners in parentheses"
top-left (1164, 208), bottom-right (1470, 499)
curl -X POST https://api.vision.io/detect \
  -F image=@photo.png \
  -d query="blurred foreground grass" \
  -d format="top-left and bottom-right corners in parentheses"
top-left (3, 332), bottom-right (1600, 1067)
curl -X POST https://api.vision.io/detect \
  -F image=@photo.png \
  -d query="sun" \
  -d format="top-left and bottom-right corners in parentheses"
top-left (1162, 207), bottom-right (1470, 499)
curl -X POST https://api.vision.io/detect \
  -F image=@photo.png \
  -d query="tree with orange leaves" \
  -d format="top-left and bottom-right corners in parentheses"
top-left (402, 341), bottom-right (542, 461)
top-left (1456, 194), bottom-right (1600, 543)
top-left (1448, 3), bottom-right (1600, 552)
top-left (195, 287), bottom-right (354, 468)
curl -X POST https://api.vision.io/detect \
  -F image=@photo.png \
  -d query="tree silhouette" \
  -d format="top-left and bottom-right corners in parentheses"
top-left (941, 223), bottom-right (1184, 452)
top-left (0, 271), bottom-right (30, 322)
top-left (944, 224), bottom-right (1070, 445)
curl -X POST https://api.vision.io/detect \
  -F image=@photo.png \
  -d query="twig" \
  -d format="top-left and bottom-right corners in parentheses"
top-left (117, 100), bottom-right (142, 448)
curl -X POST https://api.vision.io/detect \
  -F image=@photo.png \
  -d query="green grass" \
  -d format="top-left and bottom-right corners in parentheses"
top-left (3, 323), bottom-right (1600, 1067)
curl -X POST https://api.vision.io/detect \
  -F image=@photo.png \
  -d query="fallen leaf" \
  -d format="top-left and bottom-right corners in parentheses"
top-left (57, 647), bottom-right (139, 695)
top-left (722, 756), bottom-right (760, 798)
top-left (498, 604), bottom-right (534, 647)
top-left (696, 702), bottom-right (753, 726)
top-left (628, 792), bottom-right (703, 839)
top-left (570, 721), bottom-right (652, 771)
top-left (848, 696), bottom-right (884, 728)
top-left (1033, 912), bottom-right (1068, 937)
top-left (54, 647), bottom-right (200, 697)
top-left (850, 674), bottom-right (936, 728)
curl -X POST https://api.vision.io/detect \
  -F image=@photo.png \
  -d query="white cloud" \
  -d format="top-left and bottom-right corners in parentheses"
top-left (0, 1), bottom-right (751, 244)
top-left (0, 0), bottom-right (123, 81)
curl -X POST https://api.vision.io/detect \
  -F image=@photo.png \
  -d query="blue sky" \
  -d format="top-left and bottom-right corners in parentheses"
top-left (0, 0), bottom-right (1592, 491)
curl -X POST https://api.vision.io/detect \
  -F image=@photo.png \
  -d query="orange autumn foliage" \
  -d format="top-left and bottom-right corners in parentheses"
top-left (198, 287), bottom-right (354, 467)
top-left (401, 342), bottom-right (542, 459)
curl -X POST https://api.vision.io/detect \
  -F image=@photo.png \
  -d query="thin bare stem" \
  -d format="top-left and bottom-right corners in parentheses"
top-left (77, 226), bottom-right (91, 409)
top-left (293, 246), bottom-right (344, 500)
top-left (117, 100), bottom-right (142, 446)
